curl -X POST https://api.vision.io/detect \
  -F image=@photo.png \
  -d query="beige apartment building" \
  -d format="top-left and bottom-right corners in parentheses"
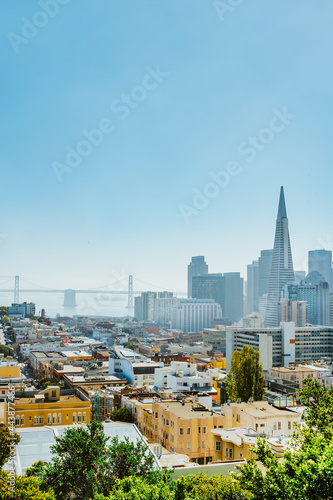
top-left (268, 365), bottom-right (330, 387)
top-left (152, 400), bottom-right (225, 464)
top-left (223, 401), bottom-right (300, 436)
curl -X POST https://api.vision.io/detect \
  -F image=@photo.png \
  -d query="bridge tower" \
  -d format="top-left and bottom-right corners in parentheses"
top-left (127, 275), bottom-right (134, 316)
top-left (14, 275), bottom-right (19, 303)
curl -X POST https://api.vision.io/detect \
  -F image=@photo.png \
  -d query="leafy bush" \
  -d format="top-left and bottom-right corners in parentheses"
top-left (0, 471), bottom-right (55, 499)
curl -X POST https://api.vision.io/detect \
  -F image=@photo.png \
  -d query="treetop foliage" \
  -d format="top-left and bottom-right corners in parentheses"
top-left (225, 345), bottom-right (265, 402)
top-left (0, 427), bottom-right (21, 470)
top-left (110, 407), bottom-right (134, 423)
top-left (298, 377), bottom-right (333, 438)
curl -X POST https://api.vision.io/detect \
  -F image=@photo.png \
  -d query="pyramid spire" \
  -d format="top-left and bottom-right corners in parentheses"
top-left (277, 186), bottom-right (287, 220)
top-left (265, 187), bottom-right (295, 327)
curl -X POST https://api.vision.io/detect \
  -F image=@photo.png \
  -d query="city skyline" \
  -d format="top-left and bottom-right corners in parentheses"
top-left (2, 2), bottom-right (333, 293)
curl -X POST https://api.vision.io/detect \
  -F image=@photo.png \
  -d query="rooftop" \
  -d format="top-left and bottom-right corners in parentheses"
top-left (225, 401), bottom-right (299, 418)
top-left (154, 400), bottom-right (216, 419)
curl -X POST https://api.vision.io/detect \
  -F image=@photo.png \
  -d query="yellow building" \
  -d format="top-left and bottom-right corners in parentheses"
top-left (5, 386), bottom-right (91, 428)
top-left (212, 427), bottom-right (258, 462)
top-left (212, 426), bottom-right (291, 462)
top-left (142, 407), bottom-right (154, 441)
top-left (121, 395), bottom-right (155, 441)
top-left (223, 401), bottom-right (300, 436)
top-left (0, 365), bottom-right (20, 378)
top-left (152, 400), bottom-right (225, 464)
top-left (189, 354), bottom-right (226, 370)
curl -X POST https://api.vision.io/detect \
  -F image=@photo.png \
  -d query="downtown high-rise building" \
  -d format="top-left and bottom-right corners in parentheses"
top-left (247, 260), bottom-right (259, 314)
top-left (187, 256), bottom-right (208, 298)
top-left (308, 249), bottom-right (332, 290)
top-left (265, 187), bottom-right (295, 327)
top-left (222, 272), bottom-right (244, 324)
top-left (258, 249), bottom-right (273, 297)
top-left (171, 299), bottom-right (222, 333)
top-left (192, 273), bottom-right (224, 309)
top-left (281, 279), bottom-right (330, 326)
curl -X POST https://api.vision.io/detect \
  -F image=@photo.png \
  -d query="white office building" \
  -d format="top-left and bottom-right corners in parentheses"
top-left (226, 322), bottom-right (333, 371)
top-left (171, 299), bottom-right (222, 333)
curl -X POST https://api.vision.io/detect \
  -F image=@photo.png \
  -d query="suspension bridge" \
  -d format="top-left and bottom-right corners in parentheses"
top-left (0, 276), bottom-right (185, 313)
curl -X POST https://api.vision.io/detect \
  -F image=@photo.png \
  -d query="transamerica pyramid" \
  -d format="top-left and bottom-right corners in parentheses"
top-left (264, 187), bottom-right (295, 327)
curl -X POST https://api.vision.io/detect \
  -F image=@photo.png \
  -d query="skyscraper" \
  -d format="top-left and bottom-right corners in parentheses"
top-left (187, 256), bottom-right (208, 298)
top-left (222, 272), bottom-right (244, 324)
top-left (265, 187), bottom-right (295, 327)
top-left (192, 273), bottom-right (223, 309)
top-left (258, 249), bottom-right (273, 297)
top-left (308, 250), bottom-right (332, 290)
top-left (134, 291), bottom-right (157, 322)
top-left (247, 260), bottom-right (259, 314)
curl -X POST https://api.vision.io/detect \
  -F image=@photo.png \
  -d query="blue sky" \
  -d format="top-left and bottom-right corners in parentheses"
top-left (1, 0), bottom-right (333, 293)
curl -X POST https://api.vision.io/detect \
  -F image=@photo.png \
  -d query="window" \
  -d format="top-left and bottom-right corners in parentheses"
top-left (48, 414), bottom-right (51, 424)
top-left (52, 390), bottom-right (56, 398)
top-left (166, 419), bottom-right (169, 426)
top-left (39, 416), bottom-right (44, 424)
top-left (198, 427), bottom-right (201, 434)
top-left (15, 416), bottom-right (20, 426)
top-left (20, 415), bottom-right (24, 425)
top-left (171, 421), bottom-right (174, 428)
top-left (73, 412), bottom-right (76, 423)
top-left (202, 426), bottom-right (206, 434)
top-left (179, 428), bottom-right (184, 435)
top-left (273, 422), bottom-right (277, 430)
top-left (187, 427), bottom-right (191, 435)
top-left (34, 416), bottom-right (38, 425)
top-left (229, 448), bottom-right (233, 459)
top-left (83, 412), bottom-right (86, 422)
top-left (171, 434), bottom-right (174, 442)
top-left (187, 442), bottom-right (191, 450)
top-left (278, 422), bottom-right (281, 430)
top-left (226, 448), bottom-right (229, 458)
top-left (53, 413), bottom-right (57, 424)
top-left (155, 412), bottom-right (158, 418)
top-left (288, 421), bottom-right (291, 430)
top-left (58, 413), bottom-right (61, 424)
top-left (202, 441), bottom-right (206, 448)
top-left (179, 443), bottom-right (184, 450)
top-left (216, 441), bottom-right (221, 451)
top-left (78, 412), bottom-right (82, 422)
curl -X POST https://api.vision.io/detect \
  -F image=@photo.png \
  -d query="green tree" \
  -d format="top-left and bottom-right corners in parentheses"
top-left (0, 344), bottom-right (14, 357)
top-left (0, 306), bottom-right (8, 317)
top-left (298, 378), bottom-right (333, 438)
top-left (225, 345), bottom-right (265, 402)
top-left (94, 473), bottom-right (250, 500)
top-left (122, 342), bottom-right (134, 350)
top-left (110, 407), bottom-right (134, 423)
top-left (0, 471), bottom-right (55, 500)
top-left (39, 420), bottom-right (112, 499)
top-left (106, 435), bottom-right (156, 481)
top-left (38, 420), bottom-right (158, 499)
top-left (0, 427), bottom-right (21, 470)
top-left (235, 427), bottom-right (333, 500)
top-left (2, 315), bottom-right (10, 325)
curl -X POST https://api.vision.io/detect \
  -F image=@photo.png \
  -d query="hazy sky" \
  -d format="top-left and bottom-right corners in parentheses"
top-left (1, 1), bottom-right (333, 293)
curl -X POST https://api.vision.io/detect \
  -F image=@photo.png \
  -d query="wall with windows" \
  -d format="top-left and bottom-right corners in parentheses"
top-left (5, 397), bottom-right (90, 428)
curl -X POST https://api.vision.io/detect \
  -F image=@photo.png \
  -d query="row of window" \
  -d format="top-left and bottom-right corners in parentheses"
top-left (14, 412), bottom-right (87, 426)
top-left (180, 426), bottom-right (207, 435)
